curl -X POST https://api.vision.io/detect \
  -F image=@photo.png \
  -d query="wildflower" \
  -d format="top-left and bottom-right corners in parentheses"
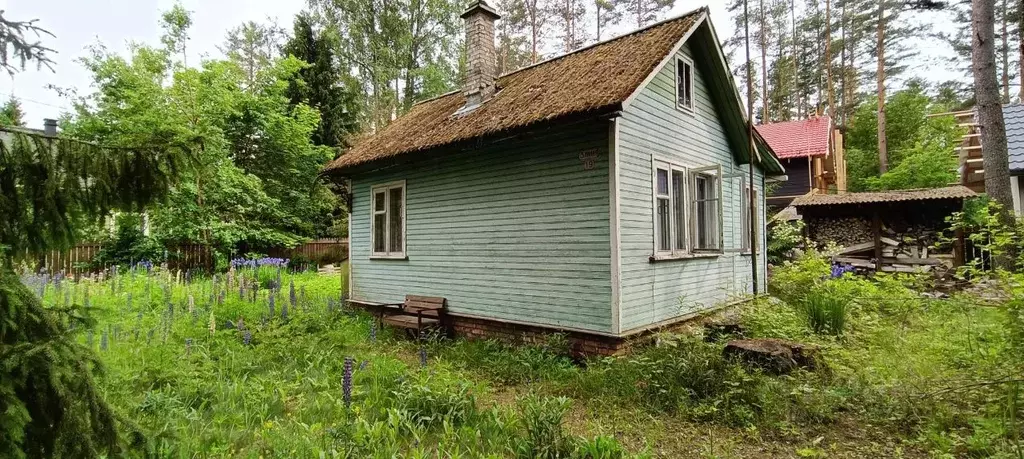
top-left (239, 279), bottom-right (246, 301)
top-left (268, 294), bottom-right (276, 317)
top-left (419, 346), bottom-right (428, 367)
top-left (63, 288), bottom-right (70, 308)
top-left (236, 317), bottom-right (245, 331)
top-left (218, 290), bottom-right (226, 305)
top-left (342, 357), bottom-right (353, 408)
top-left (242, 329), bottom-right (252, 345)
top-left (100, 331), bottom-right (108, 351)
top-left (126, 292), bottom-right (133, 312)
top-left (87, 330), bottom-right (94, 347)
top-left (188, 294), bottom-right (195, 315)
top-left (289, 280), bottom-right (296, 309)
top-left (369, 322), bottom-right (377, 342)
top-left (209, 311), bottom-right (216, 336)
top-left (167, 302), bottom-right (174, 321)
top-left (281, 301), bottom-right (289, 321)
top-left (830, 262), bottom-right (855, 279)
top-left (359, 360), bottom-right (368, 371)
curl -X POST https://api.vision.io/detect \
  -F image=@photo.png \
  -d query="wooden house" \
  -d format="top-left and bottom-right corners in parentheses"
top-left (756, 116), bottom-right (846, 209)
top-left (323, 3), bottom-right (784, 354)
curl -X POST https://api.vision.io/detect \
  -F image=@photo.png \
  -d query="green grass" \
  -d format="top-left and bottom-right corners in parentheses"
top-left (18, 256), bottom-right (1024, 458)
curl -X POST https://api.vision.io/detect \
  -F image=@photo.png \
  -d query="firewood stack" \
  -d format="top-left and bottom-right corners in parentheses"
top-left (807, 216), bottom-right (954, 274)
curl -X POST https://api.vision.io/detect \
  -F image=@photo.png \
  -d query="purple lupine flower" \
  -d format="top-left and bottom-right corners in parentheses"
top-left (419, 346), bottom-right (428, 367)
top-left (342, 357), bottom-right (354, 408)
top-left (830, 262), bottom-right (855, 279)
top-left (63, 288), bottom-right (70, 308)
top-left (369, 322), bottom-right (377, 342)
top-left (185, 338), bottom-right (193, 356)
top-left (218, 290), bottom-right (226, 305)
top-left (167, 302), bottom-right (174, 321)
top-left (87, 330), bottom-right (94, 347)
top-left (268, 294), bottom-right (276, 317)
top-left (239, 280), bottom-right (245, 301)
top-left (242, 329), bottom-right (252, 345)
top-left (289, 280), bottom-right (296, 308)
top-left (236, 318), bottom-right (245, 331)
top-left (126, 292), bottom-right (133, 312)
top-left (359, 360), bottom-right (368, 371)
top-left (281, 301), bottom-right (289, 321)
top-left (100, 331), bottom-right (108, 351)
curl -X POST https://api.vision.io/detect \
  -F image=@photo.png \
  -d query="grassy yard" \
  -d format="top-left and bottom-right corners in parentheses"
top-left (21, 255), bottom-right (1023, 458)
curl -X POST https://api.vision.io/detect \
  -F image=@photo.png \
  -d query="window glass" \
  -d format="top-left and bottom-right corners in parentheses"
top-left (373, 214), bottom-right (387, 253)
top-left (388, 187), bottom-right (403, 252)
top-left (672, 170), bottom-right (685, 250)
top-left (656, 168), bottom-right (669, 195)
top-left (657, 197), bottom-right (671, 251)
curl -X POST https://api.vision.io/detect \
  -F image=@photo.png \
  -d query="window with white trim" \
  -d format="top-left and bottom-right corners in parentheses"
top-left (691, 166), bottom-right (722, 251)
top-left (371, 181), bottom-right (406, 258)
top-left (654, 162), bottom-right (688, 254)
top-left (676, 57), bottom-right (694, 111)
top-left (741, 182), bottom-right (758, 253)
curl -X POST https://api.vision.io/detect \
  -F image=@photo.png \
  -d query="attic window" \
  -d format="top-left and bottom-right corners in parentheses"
top-left (676, 57), bottom-right (694, 112)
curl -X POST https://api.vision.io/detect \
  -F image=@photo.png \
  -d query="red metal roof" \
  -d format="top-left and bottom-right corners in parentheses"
top-left (754, 117), bottom-right (831, 159)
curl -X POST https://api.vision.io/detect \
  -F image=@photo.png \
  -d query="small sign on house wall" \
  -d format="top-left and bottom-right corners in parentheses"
top-left (579, 149), bottom-right (598, 170)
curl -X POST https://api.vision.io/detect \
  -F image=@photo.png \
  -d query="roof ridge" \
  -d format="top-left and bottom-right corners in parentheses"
top-left (411, 6), bottom-right (707, 108)
top-left (498, 7), bottom-right (707, 79)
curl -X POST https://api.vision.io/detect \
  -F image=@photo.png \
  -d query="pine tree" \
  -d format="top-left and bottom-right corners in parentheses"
top-left (974, 0), bottom-right (1015, 237)
top-left (624, 0), bottom-right (675, 28)
top-left (525, 0), bottom-right (552, 62)
top-left (595, 0), bottom-right (624, 41)
top-left (283, 13), bottom-right (361, 148)
top-left (1, 132), bottom-right (185, 457)
top-left (0, 96), bottom-right (25, 127)
top-left (553, 0), bottom-right (589, 52)
top-left (0, 11), bottom-right (55, 74)
top-left (221, 20), bottom-right (286, 92)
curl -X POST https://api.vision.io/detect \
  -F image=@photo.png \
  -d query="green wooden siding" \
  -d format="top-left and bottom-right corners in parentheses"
top-left (616, 39), bottom-right (768, 333)
top-left (350, 121), bottom-right (613, 333)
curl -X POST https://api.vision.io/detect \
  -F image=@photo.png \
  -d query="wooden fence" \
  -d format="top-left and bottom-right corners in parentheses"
top-left (28, 239), bottom-right (348, 275)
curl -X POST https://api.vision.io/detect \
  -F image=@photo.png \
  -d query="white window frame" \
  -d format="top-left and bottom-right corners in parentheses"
top-left (652, 160), bottom-right (689, 256)
top-left (690, 165), bottom-right (723, 252)
top-left (369, 180), bottom-right (407, 259)
top-left (675, 56), bottom-right (695, 113)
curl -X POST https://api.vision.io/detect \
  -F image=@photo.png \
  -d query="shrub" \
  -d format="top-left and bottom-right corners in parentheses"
top-left (91, 213), bottom-right (164, 268)
top-left (766, 219), bottom-right (804, 265)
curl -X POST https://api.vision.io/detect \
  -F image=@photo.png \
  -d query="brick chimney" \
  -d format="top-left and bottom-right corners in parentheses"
top-left (461, 0), bottom-right (500, 108)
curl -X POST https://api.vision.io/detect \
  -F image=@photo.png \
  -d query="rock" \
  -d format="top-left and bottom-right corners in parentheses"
top-left (723, 338), bottom-right (820, 374)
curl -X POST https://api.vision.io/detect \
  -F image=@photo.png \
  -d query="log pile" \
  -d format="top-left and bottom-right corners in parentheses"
top-left (808, 216), bottom-right (954, 274)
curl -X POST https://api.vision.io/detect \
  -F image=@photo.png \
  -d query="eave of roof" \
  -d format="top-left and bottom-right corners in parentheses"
top-left (791, 186), bottom-right (976, 207)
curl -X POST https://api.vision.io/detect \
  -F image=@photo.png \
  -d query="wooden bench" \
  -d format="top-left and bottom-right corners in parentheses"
top-left (377, 295), bottom-right (447, 339)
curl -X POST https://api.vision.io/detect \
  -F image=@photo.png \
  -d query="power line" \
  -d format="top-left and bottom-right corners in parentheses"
top-left (0, 91), bottom-right (69, 110)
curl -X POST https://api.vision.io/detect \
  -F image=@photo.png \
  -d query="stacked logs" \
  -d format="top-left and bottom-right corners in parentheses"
top-left (806, 216), bottom-right (955, 274)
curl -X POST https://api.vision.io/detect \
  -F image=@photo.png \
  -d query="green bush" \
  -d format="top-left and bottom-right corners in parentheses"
top-left (515, 394), bottom-right (575, 459)
top-left (91, 213), bottom-right (164, 268)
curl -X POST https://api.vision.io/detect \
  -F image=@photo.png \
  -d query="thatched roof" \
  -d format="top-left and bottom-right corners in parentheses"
top-left (325, 9), bottom-right (705, 173)
top-left (791, 186), bottom-right (977, 207)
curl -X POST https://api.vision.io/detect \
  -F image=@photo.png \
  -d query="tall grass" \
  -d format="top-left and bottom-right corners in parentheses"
top-left (800, 283), bottom-right (849, 335)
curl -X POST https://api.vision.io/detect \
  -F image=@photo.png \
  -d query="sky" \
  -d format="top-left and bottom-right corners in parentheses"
top-left (0, 0), bottom-right (955, 128)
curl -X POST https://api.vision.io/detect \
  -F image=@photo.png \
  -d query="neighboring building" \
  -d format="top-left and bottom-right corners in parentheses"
top-left (323, 3), bottom-right (784, 353)
top-left (756, 116), bottom-right (846, 209)
top-left (1003, 104), bottom-right (1024, 215)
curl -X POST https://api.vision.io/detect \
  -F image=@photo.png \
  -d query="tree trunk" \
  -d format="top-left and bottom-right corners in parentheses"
top-left (876, 1), bottom-right (888, 174)
top-left (744, 0), bottom-right (759, 294)
top-left (760, 0), bottom-right (768, 123)
top-left (825, 0), bottom-right (836, 118)
top-left (1018, 0), bottom-right (1024, 101)
top-left (841, 0), bottom-right (848, 127)
top-left (974, 0), bottom-right (1015, 235)
top-left (1001, 0), bottom-right (1010, 103)
top-left (791, 0), bottom-right (799, 119)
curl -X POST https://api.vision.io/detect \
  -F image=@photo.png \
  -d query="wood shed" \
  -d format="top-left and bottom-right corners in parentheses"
top-left (791, 186), bottom-right (977, 274)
